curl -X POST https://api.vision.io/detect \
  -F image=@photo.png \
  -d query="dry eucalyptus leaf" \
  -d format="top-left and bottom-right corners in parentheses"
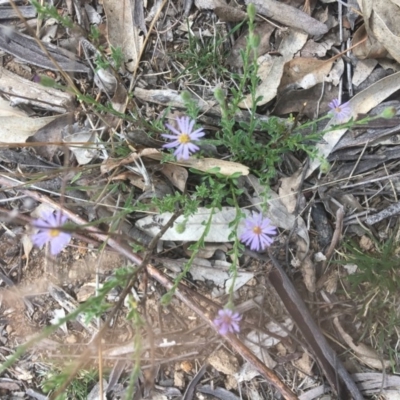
top-left (274, 83), bottom-right (339, 119)
top-left (359, 0), bottom-right (400, 63)
top-left (103, 0), bottom-right (143, 72)
top-left (214, 5), bottom-right (248, 21)
top-left (352, 24), bottom-right (388, 60)
top-left (160, 163), bottom-right (188, 192)
top-left (352, 59), bottom-right (378, 87)
top-left (333, 317), bottom-right (391, 370)
top-left (244, 318), bottom-right (293, 369)
top-left (30, 113), bottom-right (74, 160)
top-left (325, 58), bottom-right (345, 86)
top-left (142, 148), bottom-right (249, 176)
top-left (279, 58), bottom-right (334, 91)
top-left (63, 131), bottom-right (100, 165)
top-left (0, 115), bottom-right (58, 143)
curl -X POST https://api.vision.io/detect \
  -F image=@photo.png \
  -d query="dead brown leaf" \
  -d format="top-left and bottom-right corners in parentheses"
top-left (279, 58), bottom-right (334, 92)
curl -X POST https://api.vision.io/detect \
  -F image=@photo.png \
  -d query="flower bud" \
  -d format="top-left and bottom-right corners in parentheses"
top-left (381, 106), bottom-right (396, 119)
top-left (320, 158), bottom-right (331, 174)
top-left (181, 90), bottom-right (192, 103)
top-left (247, 3), bottom-right (257, 21)
top-left (249, 33), bottom-right (260, 49)
top-left (40, 75), bottom-right (57, 87)
top-left (214, 87), bottom-right (226, 104)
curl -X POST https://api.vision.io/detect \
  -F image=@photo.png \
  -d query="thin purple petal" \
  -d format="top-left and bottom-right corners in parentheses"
top-left (165, 123), bottom-right (182, 137)
top-left (163, 141), bottom-right (181, 149)
top-left (161, 133), bottom-right (180, 140)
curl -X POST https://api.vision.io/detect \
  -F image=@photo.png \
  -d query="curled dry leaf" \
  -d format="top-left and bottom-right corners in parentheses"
top-left (333, 317), bottom-right (391, 370)
top-left (160, 164), bottom-right (188, 192)
top-left (142, 148), bottom-right (249, 176)
top-left (64, 131), bottom-right (100, 165)
top-left (279, 58), bottom-right (334, 92)
top-left (358, 0), bottom-right (400, 64)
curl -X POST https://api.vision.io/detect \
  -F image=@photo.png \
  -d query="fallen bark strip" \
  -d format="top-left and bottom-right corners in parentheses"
top-left (0, 175), bottom-right (298, 400)
top-left (244, 0), bottom-right (328, 36)
top-left (0, 24), bottom-right (89, 73)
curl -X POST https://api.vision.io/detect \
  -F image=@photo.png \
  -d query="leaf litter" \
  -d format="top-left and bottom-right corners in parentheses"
top-left (0, 0), bottom-right (400, 399)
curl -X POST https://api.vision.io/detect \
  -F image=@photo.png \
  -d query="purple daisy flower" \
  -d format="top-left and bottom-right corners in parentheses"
top-left (161, 116), bottom-right (205, 160)
top-left (240, 213), bottom-right (277, 252)
top-left (31, 210), bottom-right (71, 256)
top-left (328, 98), bottom-right (351, 123)
top-left (213, 308), bottom-right (241, 335)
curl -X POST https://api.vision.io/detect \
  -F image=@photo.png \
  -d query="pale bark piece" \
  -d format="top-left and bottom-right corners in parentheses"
top-left (0, 67), bottom-right (74, 113)
top-left (103, 0), bottom-right (143, 72)
top-left (136, 207), bottom-right (251, 242)
top-left (245, 0), bottom-right (328, 36)
top-left (239, 29), bottom-right (308, 108)
top-left (0, 25), bottom-right (89, 73)
top-left (0, 115), bottom-right (58, 143)
top-left (306, 70), bottom-right (400, 177)
top-left (365, 201), bottom-right (400, 225)
top-left (0, 5), bottom-right (36, 19)
top-left (195, 0), bottom-right (226, 10)
top-left (48, 283), bottom-right (98, 334)
top-left (161, 257), bottom-right (253, 294)
top-left (352, 59), bottom-right (378, 87)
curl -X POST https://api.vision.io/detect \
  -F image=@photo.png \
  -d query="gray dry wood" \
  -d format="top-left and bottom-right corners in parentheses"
top-left (0, 24), bottom-right (89, 73)
top-left (0, 5), bottom-right (36, 20)
top-left (245, 0), bottom-right (328, 36)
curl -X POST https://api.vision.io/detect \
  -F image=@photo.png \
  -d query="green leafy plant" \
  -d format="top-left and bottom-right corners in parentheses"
top-left (337, 235), bottom-right (400, 360)
top-left (41, 368), bottom-right (98, 400)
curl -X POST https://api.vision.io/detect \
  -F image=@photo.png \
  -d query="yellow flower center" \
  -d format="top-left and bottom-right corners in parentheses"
top-left (252, 226), bottom-right (262, 235)
top-left (178, 133), bottom-right (190, 144)
top-left (50, 229), bottom-right (60, 238)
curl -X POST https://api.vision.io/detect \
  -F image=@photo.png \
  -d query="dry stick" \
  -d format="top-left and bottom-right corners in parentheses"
top-left (322, 206), bottom-right (345, 269)
top-left (0, 176), bottom-right (297, 400)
